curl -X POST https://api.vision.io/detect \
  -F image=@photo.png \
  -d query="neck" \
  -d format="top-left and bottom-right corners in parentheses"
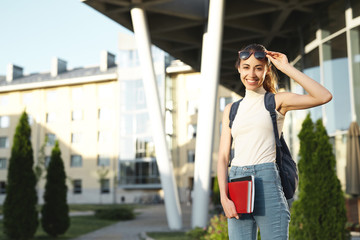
top-left (246, 86), bottom-right (266, 95)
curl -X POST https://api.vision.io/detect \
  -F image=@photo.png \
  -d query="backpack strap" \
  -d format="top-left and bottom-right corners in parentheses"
top-left (228, 99), bottom-right (242, 167)
top-left (229, 99), bottom-right (242, 128)
top-left (264, 92), bottom-right (283, 165)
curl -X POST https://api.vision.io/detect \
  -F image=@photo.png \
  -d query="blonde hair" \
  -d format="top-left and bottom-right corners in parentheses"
top-left (235, 43), bottom-right (278, 93)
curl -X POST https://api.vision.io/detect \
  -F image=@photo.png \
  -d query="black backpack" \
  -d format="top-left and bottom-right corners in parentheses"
top-left (228, 92), bottom-right (298, 200)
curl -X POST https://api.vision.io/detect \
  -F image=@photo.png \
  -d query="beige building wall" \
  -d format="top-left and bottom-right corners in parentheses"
top-left (0, 76), bottom-right (120, 204)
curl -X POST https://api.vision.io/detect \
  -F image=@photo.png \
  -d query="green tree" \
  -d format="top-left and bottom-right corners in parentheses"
top-left (41, 141), bottom-right (70, 237)
top-left (290, 115), bottom-right (347, 239)
top-left (3, 111), bottom-right (38, 239)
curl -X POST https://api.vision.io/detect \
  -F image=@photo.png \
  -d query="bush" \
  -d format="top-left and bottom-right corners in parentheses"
top-left (94, 206), bottom-right (135, 220)
top-left (203, 214), bottom-right (228, 240)
top-left (186, 227), bottom-right (207, 239)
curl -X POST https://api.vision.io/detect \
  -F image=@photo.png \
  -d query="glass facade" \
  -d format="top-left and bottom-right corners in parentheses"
top-left (350, 25), bottom-right (360, 123)
top-left (322, 34), bottom-right (351, 133)
top-left (118, 45), bottom-right (166, 188)
top-left (119, 159), bottom-right (160, 187)
top-left (303, 48), bottom-right (322, 122)
top-left (294, 3), bottom-right (360, 135)
top-left (290, 2), bottom-right (360, 194)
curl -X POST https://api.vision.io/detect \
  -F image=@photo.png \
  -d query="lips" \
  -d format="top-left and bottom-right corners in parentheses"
top-left (246, 79), bottom-right (258, 85)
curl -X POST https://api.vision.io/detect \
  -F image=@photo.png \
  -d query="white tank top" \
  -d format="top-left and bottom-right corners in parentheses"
top-left (231, 87), bottom-right (285, 166)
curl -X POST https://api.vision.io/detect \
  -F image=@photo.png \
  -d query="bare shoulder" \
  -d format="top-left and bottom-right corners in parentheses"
top-left (222, 102), bottom-right (233, 122)
top-left (224, 102), bottom-right (233, 113)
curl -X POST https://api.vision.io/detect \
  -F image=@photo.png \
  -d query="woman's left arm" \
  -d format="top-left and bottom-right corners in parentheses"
top-left (266, 50), bottom-right (332, 115)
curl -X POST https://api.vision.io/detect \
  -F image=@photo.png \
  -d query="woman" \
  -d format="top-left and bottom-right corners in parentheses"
top-left (217, 43), bottom-right (332, 240)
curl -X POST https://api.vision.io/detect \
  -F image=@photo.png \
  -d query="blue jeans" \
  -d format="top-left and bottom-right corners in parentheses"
top-left (228, 162), bottom-right (290, 240)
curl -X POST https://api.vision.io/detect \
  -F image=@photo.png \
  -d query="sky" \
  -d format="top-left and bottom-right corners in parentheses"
top-left (0, 0), bottom-right (132, 76)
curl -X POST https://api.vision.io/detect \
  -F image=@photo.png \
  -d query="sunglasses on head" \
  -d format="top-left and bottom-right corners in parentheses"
top-left (238, 51), bottom-right (267, 60)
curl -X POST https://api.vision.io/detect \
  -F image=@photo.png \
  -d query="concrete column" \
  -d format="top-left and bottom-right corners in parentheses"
top-left (192, 0), bottom-right (225, 228)
top-left (130, 7), bottom-right (182, 230)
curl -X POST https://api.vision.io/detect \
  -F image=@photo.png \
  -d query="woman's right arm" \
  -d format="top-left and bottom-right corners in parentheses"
top-left (217, 103), bottom-right (239, 219)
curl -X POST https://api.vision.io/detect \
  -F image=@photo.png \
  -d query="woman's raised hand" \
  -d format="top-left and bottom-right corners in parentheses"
top-left (265, 50), bottom-right (290, 71)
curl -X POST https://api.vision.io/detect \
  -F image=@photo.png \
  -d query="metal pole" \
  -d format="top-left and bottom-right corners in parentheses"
top-left (192, 0), bottom-right (225, 228)
top-left (130, 7), bottom-right (182, 230)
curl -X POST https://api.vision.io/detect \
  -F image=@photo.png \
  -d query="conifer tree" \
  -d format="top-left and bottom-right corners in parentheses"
top-left (311, 119), bottom-right (346, 239)
top-left (290, 114), bottom-right (315, 239)
top-left (41, 141), bottom-right (70, 237)
top-left (3, 111), bottom-right (38, 239)
top-left (290, 115), bottom-right (347, 239)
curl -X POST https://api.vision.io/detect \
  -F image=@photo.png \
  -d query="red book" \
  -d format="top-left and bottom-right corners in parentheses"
top-left (228, 175), bottom-right (255, 213)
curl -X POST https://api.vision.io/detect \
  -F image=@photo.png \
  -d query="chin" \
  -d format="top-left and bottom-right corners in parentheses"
top-left (246, 85), bottom-right (261, 90)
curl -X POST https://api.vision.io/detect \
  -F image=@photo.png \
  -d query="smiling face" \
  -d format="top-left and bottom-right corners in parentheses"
top-left (238, 54), bottom-right (269, 91)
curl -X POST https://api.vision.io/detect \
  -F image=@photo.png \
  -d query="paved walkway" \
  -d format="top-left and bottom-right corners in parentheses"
top-left (71, 203), bottom-right (192, 240)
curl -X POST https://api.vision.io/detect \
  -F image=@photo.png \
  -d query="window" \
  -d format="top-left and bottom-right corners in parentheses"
top-left (122, 79), bottom-right (147, 111)
top-left (0, 96), bottom-right (9, 106)
top-left (46, 90), bottom-right (57, 102)
top-left (0, 181), bottom-right (6, 194)
top-left (119, 160), bottom-right (160, 185)
top-left (70, 155), bottom-right (82, 167)
top-left (45, 156), bottom-right (51, 168)
top-left (136, 113), bottom-right (149, 134)
top-left (0, 158), bottom-right (6, 169)
top-left (350, 25), bottom-right (360, 124)
top-left (46, 134), bottom-right (56, 146)
top-left (71, 87), bottom-right (83, 102)
top-left (97, 155), bottom-right (110, 167)
top-left (23, 92), bottom-right (33, 105)
top-left (71, 133), bottom-right (82, 144)
top-left (100, 179), bottom-right (110, 194)
top-left (0, 137), bottom-right (9, 148)
top-left (98, 131), bottom-right (111, 143)
top-left (0, 116), bottom-right (9, 128)
top-left (187, 150), bottom-right (195, 163)
top-left (73, 179), bottom-right (82, 194)
top-left (135, 138), bottom-right (156, 158)
top-left (98, 85), bottom-right (113, 99)
top-left (72, 110), bottom-right (83, 121)
top-left (303, 48), bottom-right (322, 122)
top-left (322, 34), bottom-right (351, 133)
top-left (98, 108), bottom-right (112, 121)
top-left (188, 124), bottom-right (197, 139)
top-left (27, 115), bottom-right (34, 126)
top-left (46, 113), bottom-right (56, 123)
top-left (219, 97), bottom-right (233, 111)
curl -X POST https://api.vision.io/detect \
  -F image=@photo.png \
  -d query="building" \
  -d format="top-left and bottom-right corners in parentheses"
top-left (0, 51), bottom-right (120, 204)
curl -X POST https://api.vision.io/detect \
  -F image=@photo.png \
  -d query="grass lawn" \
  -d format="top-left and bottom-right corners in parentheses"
top-left (147, 231), bottom-right (191, 240)
top-left (0, 204), bottom-right (140, 215)
top-left (0, 215), bottom-right (118, 240)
